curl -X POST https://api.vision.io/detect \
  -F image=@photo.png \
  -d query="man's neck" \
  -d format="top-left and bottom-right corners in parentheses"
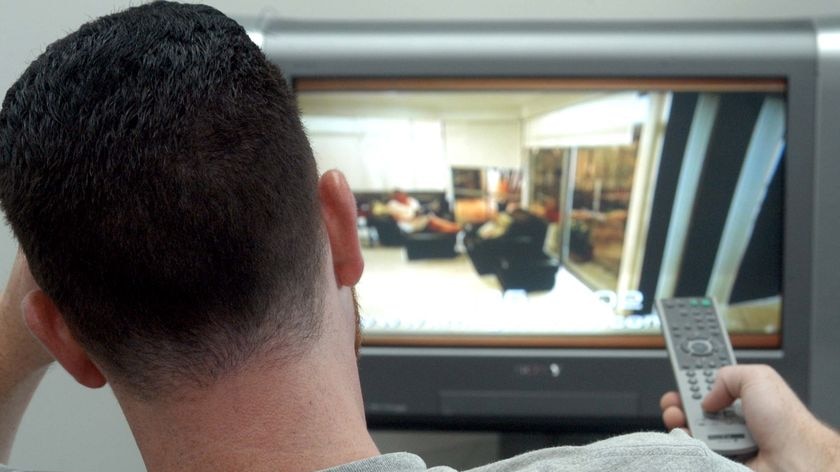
top-left (116, 355), bottom-right (379, 472)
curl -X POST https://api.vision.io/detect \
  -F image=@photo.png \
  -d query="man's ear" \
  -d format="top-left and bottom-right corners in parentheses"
top-left (22, 291), bottom-right (106, 389)
top-left (319, 169), bottom-right (364, 287)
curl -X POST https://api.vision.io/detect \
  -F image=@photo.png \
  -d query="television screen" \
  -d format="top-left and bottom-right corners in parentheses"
top-left (297, 78), bottom-right (784, 350)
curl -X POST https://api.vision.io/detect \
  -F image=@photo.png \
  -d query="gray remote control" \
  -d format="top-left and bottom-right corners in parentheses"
top-left (656, 297), bottom-right (757, 458)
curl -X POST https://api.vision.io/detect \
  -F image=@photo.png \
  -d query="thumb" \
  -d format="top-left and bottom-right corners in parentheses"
top-left (701, 365), bottom-right (744, 412)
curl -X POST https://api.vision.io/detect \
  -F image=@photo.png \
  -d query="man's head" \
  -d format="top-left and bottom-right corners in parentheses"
top-left (391, 190), bottom-right (410, 205)
top-left (0, 2), bottom-right (329, 398)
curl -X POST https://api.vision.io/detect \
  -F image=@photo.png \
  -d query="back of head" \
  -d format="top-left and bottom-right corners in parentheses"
top-left (0, 1), bottom-right (324, 398)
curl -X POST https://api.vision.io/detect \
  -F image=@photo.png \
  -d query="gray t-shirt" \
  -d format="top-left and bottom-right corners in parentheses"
top-left (0, 429), bottom-right (749, 472)
top-left (321, 430), bottom-right (749, 472)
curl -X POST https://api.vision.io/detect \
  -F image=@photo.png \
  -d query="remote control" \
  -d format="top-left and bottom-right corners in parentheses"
top-left (656, 297), bottom-right (757, 458)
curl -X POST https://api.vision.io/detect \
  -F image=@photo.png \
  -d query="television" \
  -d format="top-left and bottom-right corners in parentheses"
top-left (243, 18), bottom-right (840, 431)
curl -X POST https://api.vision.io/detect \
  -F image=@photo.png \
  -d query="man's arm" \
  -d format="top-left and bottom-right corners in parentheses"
top-left (0, 250), bottom-right (53, 463)
top-left (661, 364), bottom-right (840, 471)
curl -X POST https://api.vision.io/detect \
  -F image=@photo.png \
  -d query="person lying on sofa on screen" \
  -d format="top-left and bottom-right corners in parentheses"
top-left (385, 189), bottom-right (460, 234)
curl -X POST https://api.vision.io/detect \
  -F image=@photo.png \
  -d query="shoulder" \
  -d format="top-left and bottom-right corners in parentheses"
top-left (465, 430), bottom-right (749, 472)
top-left (320, 453), bottom-right (437, 472)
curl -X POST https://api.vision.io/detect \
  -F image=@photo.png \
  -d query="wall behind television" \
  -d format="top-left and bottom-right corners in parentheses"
top-left (1, 1), bottom-right (839, 471)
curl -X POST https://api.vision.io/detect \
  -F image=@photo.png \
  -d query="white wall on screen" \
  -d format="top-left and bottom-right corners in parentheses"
top-left (523, 93), bottom-right (647, 148)
top-left (443, 120), bottom-right (522, 169)
top-left (306, 117), bottom-right (448, 191)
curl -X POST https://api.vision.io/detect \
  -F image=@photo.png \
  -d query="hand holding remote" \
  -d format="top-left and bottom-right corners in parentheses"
top-left (661, 365), bottom-right (840, 471)
top-left (656, 297), bottom-right (756, 457)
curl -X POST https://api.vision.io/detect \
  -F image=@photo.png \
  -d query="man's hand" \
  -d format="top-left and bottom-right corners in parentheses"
top-left (0, 250), bottom-right (54, 370)
top-left (660, 364), bottom-right (840, 471)
top-left (0, 249), bottom-right (55, 463)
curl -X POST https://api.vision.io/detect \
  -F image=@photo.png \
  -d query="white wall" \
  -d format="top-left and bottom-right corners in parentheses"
top-left (2, 1), bottom-right (840, 471)
top-left (523, 93), bottom-right (646, 148)
top-left (306, 118), bottom-right (449, 191)
top-left (444, 120), bottom-right (522, 169)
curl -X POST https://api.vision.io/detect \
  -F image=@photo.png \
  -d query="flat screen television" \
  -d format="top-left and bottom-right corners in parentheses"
top-left (244, 17), bottom-right (840, 430)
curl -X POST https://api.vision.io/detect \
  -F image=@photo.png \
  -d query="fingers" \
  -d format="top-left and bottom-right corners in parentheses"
top-left (660, 391), bottom-right (682, 411)
top-left (660, 366), bottom-right (791, 433)
top-left (701, 382), bottom-right (737, 412)
top-left (7, 249), bottom-right (40, 298)
top-left (660, 391), bottom-right (687, 431)
top-left (662, 405), bottom-right (688, 431)
top-left (701, 365), bottom-right (767, 412)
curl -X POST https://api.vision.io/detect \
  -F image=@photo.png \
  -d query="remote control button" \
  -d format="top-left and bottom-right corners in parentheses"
top-left (686, 370), bottom-right (696, 377)
top-left (680, 340), bottom-right (698, 353)
top-left (692, 393), bottom-right (702, 399)
top-left (704, 369), bottom-right (714, 377)
top-left (689, 378), bottom-right (698, 385)
top-left (691, 385), bottom-right (700, 392)
top-left (688, 339), bottom-right (714, 356)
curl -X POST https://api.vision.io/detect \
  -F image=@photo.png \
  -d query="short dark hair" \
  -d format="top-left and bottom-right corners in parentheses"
top-left (0, 1), bottom-right (324, 397)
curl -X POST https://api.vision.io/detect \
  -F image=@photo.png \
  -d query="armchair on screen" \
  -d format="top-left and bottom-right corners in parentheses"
top-left (465, 210), bottom-right (560, 292)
